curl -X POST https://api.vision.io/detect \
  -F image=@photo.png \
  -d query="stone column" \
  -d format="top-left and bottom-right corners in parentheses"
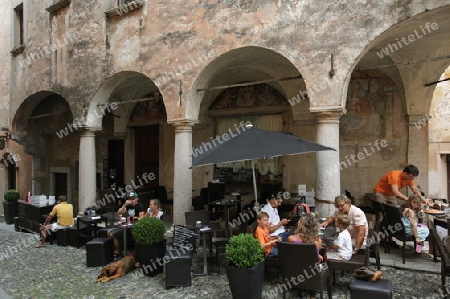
top-left (310, 107), bottom-right (345, 217)
top-left (79, 128), bottom-right (98, 212)
top-left (407, 114), bottom-right (430, 193)
top-left (170, 121), bottom-right (195, 225)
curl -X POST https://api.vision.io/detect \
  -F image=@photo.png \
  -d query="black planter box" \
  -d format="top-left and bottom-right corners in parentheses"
top-left (135, 240), bottom-right (167, 277)
top-left (3, 201), bottom-right (18, 225)
top-left (225, 260), bottom-right (265, 299)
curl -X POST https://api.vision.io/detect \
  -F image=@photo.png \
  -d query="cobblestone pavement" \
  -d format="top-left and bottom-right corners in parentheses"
top-left (0, 225), bottom-right (446, 299)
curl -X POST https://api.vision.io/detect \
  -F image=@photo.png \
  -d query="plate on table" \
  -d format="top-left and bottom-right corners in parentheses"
top-left (423, 209), bottom-right (445, 216)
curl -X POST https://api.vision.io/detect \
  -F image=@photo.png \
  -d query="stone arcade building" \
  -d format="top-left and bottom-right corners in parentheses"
top-left (1, 0), bottom-right (450, 225)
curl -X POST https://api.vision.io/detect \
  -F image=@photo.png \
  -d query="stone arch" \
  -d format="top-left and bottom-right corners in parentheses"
top-left (10, 90), bottom-right (75, 201)
top-left (185, 45), bottom-right (307, 124)
top-left (335, 5), bottom-right (450, 202)
top-left (89, 71), bottom-right (164, 130)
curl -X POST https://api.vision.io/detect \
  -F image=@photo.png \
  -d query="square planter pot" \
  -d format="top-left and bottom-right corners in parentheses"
top-left (3, 201), bottom-right (18, 225)
top-left (225, 260), bottom-right (265, 299)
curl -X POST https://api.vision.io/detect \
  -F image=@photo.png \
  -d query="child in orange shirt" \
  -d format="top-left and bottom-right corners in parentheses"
top-left (254, 211), bottom-right (282, 257)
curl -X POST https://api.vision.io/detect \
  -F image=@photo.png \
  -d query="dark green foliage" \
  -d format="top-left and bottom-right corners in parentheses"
top-left (4, 190), bottom-right (20, 202)
top-left (226, 233), bottom-right (264, 269)
top-left (132, 217), bottom-right (165, 245)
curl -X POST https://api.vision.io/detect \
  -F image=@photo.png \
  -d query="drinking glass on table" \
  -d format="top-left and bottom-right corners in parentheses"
top-left (128, 209), bottom-right (135, 219)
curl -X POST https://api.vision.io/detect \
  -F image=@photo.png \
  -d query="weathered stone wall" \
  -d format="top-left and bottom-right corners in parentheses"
top-left (1, 0), bottom-right (449, 210)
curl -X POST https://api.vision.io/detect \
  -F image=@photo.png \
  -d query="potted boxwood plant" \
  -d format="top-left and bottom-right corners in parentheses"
top-left (3, 190), bottom-right (20, 225)
top-left (225, 233), bottom-right (265, 299)
top-left (132, 216), bottom-right (166, 277)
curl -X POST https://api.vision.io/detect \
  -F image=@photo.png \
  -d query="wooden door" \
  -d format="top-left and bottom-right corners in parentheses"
top-left (135, 125), bottom-right (159, 189)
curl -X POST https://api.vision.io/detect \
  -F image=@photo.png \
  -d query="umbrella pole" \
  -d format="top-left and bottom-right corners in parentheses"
top-left (252, 160), bottom-right (258, 205)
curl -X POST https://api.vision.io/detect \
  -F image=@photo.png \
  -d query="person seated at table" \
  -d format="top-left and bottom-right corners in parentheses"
top-left (107, 192), bottom-right (146, 256)
top-left (143, 198), bottom-right (164, 219)
top-left (287, 213), bottom-right (323, 262)
top-left (260, 195), bottom-right (290, 241)
top-left (320, 195), bottom-right (368, 255)
top-left (254, 211), bottom-right (282, 257)
top-left (324, 214), bottom-right (352, 263)
top-left (401, 195), bottom-right (429, 253)
top-left (35, 195), bottom-right (74, 248)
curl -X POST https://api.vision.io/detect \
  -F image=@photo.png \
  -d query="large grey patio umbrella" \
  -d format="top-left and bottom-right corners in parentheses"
top-left (191, 124), bottom-right (336, 203)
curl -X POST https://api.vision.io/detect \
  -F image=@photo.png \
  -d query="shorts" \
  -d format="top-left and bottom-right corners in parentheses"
top-left (374, 192), bottom-right (398, 207)
top-left (108, 228), bottom-right (123, 239)
top-left (326, 251), bottom-right (350, 261)
top-left (50, 223), bottom-right (71, 232)
top-left (267, 246), bottom-right (278, 258)
top-left (108, 228), bottom-right (132, 240)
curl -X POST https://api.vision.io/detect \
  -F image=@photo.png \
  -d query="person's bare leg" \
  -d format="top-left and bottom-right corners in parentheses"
top-left (37, 225), bottom-right (50, 247)
top-left (107, 231), bottom-right (120, 254)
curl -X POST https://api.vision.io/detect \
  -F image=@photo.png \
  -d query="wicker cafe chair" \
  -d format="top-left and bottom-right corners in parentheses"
top-left (155, 185), bottom-right (173, 215)
top-left (327, 234), bottom-right (369, 284)
top-left (97, 188), bottom-right (118, 225)
top-left (428, 218), bottom-right (450, 294)
top-left (278, 242), bottom-right (331, 299)
top-left (382, 203), bottom-right (417, 264)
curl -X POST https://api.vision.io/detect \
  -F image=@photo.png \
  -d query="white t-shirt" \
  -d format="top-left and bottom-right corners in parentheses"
top-left (334, 229), bottom-right (353, 260)
top-left (147, 209), bottom-right (163, 219)
top-left (260, 203), bottom-right (285, 237)
top-left (333, 205), bottom-right (368, 245)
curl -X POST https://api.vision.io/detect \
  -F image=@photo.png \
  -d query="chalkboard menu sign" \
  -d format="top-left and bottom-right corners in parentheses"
top-left (173, 225), bottom-right (199, 253)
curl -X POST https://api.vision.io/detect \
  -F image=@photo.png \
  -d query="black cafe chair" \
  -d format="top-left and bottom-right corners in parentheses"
top-left (428, 218), bottom-right (450, 294)
top-left (382, 203), bottom-right (417, 264)
top-left (155, 185), bottom-right (173, 215)
top-left (278, 242), bottom-right (331, 299)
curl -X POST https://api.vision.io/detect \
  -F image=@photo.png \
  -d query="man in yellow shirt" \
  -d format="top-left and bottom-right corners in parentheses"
top-left (35, 195), bottom-right (74, 248)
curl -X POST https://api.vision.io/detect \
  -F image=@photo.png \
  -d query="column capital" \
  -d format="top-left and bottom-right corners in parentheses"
top-left (79, 126), bottom-right (101, 137)
top-left (407, 113), bottom-right (431, 126)
top-left (168, 119), bottom-right (197, 131)
top-left (310, 106), bottom-right (346, 124)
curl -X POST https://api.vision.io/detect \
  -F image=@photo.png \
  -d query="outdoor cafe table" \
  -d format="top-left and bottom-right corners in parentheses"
top-left (194, 227), bottom-right (216, 276)
top-left (208, 199), bottom-right (240, 238)
top-left (228, 191), bottom-right (250, 214)
top-left (108, 222), bottom-right (134, 257)
top-left (76, 216), bottom-right (108, 245)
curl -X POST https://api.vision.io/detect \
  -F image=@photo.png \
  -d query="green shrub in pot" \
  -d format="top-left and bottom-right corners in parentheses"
top-left (225, 233), bottom-right (265, 299)
top-left (132, 216), bottom-right (165, 245)
top-left (131, 216), bottom-right (167, 277)
top-left (4, 190), bottom-right (21, 202)
top-left (226, 233), bottom-right (264, 268)
top-left (3, 190), bottom-right (20, 225)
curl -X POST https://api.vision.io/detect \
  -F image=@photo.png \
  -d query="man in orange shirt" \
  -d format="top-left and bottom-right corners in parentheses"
top-left (373, 164), bottom-right (428, 207)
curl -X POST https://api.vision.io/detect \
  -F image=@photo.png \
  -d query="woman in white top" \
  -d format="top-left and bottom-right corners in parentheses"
top-left (144, 198), bottom-right (164, 219)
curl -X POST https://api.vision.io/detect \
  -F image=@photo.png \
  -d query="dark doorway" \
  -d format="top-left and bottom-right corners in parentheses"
top-left (5, 154), bottom-right (16, 190)
top-left (108, 140), bottom-right (125, 188)
top-left (54, 173), bottom-right (67, 197)
top-left (135, 125), bottom-right (159, 190)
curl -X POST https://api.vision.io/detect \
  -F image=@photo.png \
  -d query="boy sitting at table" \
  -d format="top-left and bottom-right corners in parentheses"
top-left (254, 211), bottom-right (281, 257)
top-left (324, 214), bottom-right (353, 263)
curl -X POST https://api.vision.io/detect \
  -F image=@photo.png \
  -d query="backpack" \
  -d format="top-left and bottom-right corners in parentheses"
top-left (293, 203), bottom-right (310, 215)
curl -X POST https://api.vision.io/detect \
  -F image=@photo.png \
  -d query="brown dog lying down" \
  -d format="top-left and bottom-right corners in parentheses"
top-left (97, 254), bottom-right (136, 282)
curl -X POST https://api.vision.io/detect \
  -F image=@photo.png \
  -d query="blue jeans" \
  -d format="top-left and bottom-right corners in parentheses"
top-left (278, 231), bottom-right (291, 242)
top-left (267, 246), bottom-right (278, 257)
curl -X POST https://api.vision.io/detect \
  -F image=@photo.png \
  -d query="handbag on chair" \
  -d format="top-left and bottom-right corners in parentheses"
top-left (352, 266), bottom-right (383, 282)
